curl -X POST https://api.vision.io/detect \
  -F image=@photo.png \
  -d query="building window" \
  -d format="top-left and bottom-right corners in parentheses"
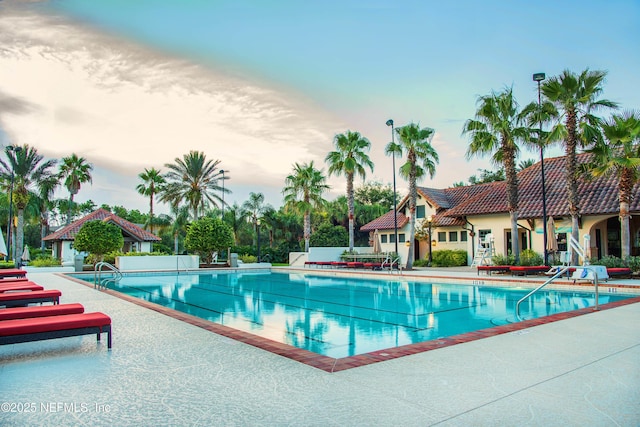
top-left (449, 231), bottom-right (458, 242)
top-left (381, 234), bottom-right (387, 243)
top-left (438, 232), bottom-right (447, 242)
top-left (461, 231), bottom-right (468, 242)
top-left (390, 234), bottom-right (396, 243)
top-left (416, 205), bottom-right (425, 219)
top-left (479, 229), bottom-right (492, 242)
top-left (399, 234), bottom-right (405, 243)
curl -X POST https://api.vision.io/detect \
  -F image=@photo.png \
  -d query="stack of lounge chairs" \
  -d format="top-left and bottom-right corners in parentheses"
top-left (0, 269), bottom-right (112, 350)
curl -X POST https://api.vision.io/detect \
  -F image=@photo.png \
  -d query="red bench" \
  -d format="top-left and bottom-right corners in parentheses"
top-left (0, 290), bottom-right (61, 308)
top-left (477, 265), bottom-right (511, 275)
top-left (0, 303), bottom-right (85, 321)
top-left (0, 312), bottom-right (112, 349)
top-left (0, 281), bottom-right (44, 293)
top-left (607, 267), bottom-right (633, 278)
top-left (510, 266), bottom-right (549, 276)
top-left (0, 268), bottom-right (27, 279)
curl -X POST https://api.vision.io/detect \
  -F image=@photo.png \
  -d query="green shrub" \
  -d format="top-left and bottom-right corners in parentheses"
top-left (430, 250), bottom-right (468, 267)
top-left (519, 249), bottom-right (544, 266)
top-left (0, 260), bottom-right (17, 269)
top-left (239, 254), bottom-right (257, 263)
top-left (591, 255), bottom-right (625, 268)
top-left (29, 257), bottom-right (61, 267)
top-left (413, 258), bottom-right (429, 267)
top-left (492, 253), bottom-right (515, 266)
top-left (626, 256), bottom-right (640, 273)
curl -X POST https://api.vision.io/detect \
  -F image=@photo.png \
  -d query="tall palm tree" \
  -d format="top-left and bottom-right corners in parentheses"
top-left (463, 88), bottom-right (529, 263)
top-left (136, 167), bottom-right (165, 235)
top-left (161, 151), bottom-right (227, 221)
top-left (282, 161), bottom-right (329, 252)
top-left (223, 202), bottom-right (249, 245)
top-left (542, 69), bottom-right (618, 263)
top-left (58, 153), bottom-right (93, 225)
top-left (35, 174), bottom-right (60, 251)
top-left (386, 123), bottom-right (439, 269)
top-left (242, 192), bottom-right (271, 247)
top-left (0, 145), bottom-right (57, 265)
top-left (325, 130), bottom-right (374, 251)
top-left (584, 111), bottom-right (640, 259)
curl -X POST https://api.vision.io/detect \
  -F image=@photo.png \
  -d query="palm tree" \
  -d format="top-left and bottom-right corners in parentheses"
top-left (58, 153), bottom-right (93, 225)
top-left (161, 151), bottom-right (227, 221)
top-left (223, 202), bottom-right (249, 245)
top-left (463, 88), bottom-right (529, 263)
top-left (0, 145), bottom-right (57, 266)
top-left (35, 174), bottom-right (60, 251)
top-left (517, 158), bottom-right (536, 171)
top-left (242, 192), bottom-right (271, 248)
top-left (584, 111), bottom-right (640, 259)
top-left (136, 167), bottom-right (165, 235)
top-left (282, 161), bottom-right (329, 252)
top-left (386, 123), bottom-right (439, 269)
top-left (542, 69), bottom-right (618, 263)
top-left (325, 130), bottom-right (374, 251)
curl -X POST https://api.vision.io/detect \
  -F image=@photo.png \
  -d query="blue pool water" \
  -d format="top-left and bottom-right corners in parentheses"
top-left (74, 270), bottom-right (630, 358)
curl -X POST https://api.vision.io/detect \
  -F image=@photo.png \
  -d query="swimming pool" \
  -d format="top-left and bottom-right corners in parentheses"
top-left (72, 270), bottom-right (632, 359)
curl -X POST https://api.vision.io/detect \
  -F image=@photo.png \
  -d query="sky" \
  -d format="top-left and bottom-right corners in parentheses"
top-left (0, 0), bottom-right (639, 223)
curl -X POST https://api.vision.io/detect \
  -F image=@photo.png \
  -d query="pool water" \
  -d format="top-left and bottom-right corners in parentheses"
top-left (76, 270), bottom-right (630, 358)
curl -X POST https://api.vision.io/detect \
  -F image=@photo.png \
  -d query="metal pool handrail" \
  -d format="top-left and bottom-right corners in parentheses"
top-left (94, 262), bottom-right (123, 289)
top-left (515, 265), bottom-right (600, 321)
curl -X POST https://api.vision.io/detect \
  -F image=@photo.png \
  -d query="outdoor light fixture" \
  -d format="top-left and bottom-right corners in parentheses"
top-left (533, 72), bottom-right (548, 265)
top-left (5, 145), bottom-right (22, 264)
top-left (386, 119), bottom-right (399, 257)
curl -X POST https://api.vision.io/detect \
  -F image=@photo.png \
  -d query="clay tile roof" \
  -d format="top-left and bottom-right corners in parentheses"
top-left (444, 153), bottom-right (640, 218)
top-left (43, 208), bottom-right (161, 242)
top-left (360, 210), bottom-right (408, 232)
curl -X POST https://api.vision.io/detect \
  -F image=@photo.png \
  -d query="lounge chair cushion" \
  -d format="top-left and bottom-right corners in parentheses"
top-left (0, 290), bottom-right (61, 307)
top-left (0, 269), bottom-right (27, 278)
top-left (0, 313), bottom-right (109, 335)
top-left (0, 303), bottom-right (84, 321)
top-left (0, 281), bottom-right (44, 293)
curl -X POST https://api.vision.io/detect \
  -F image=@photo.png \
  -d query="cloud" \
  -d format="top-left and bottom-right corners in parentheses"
top-left (0, 6), bottom-right (345, 208)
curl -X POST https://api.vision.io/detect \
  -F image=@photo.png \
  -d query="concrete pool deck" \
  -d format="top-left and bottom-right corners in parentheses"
top-left (1, 269), bottom-right (639, 426)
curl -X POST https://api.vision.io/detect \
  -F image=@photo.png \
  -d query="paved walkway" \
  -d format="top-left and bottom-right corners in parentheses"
top-left (0, 270), bottom-right (639, 426)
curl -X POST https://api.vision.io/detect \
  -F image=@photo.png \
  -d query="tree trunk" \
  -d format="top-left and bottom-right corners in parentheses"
top-left (565, 108), bottom-right (580, 265)
top-left (504, 143), bottom-right (520, 263)
top-left (347, 172), bottom-right (355, 251)
top-left (620, 201), bottom-right (631, 259)
top-left (16, 209), bottom-right (24, 268)
top-left (406, 164), bottom-right (417, 270)
top-left (304, 212), bottom-right (310, 252)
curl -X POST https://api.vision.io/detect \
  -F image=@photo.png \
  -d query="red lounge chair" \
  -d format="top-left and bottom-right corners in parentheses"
top-left (364, 262), bottom-right (382, 270)
top-left (346, 262), bottom-right (365, 269)
top-left (0, 312), bottom-right (112, 349)
top-left (607, 267), bottom-right (632, 278)
top-left (0, 303), bottom-right (84, 321)
top-left (0, 290), bottom-right (61, 308)
top-left (510, 266), bottom-right (549, 276)
top-left (477, 265), bottom-right (511, 275)
top-left (0, 269), bottom-right (27, 279)
top-left (331, 262), bottom-right (348, 268)
top-left (0, 277), bottom-right (28, 283)
top-left (0, 282), bottom-right (44, 293)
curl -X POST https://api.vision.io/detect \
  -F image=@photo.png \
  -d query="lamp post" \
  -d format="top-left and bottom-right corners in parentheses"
top-left (219, 169), bottom-right (226, 218)
top-left (427, 215), bottom-right (433, 266)
top-left (256, 218), bottom-right (261, 263)
top-left (5, 145), bottom-right (22, 264)
top-left (386, 119), bottom-right (399, 257)
top-left (533, 72), bottom-right (548, 265)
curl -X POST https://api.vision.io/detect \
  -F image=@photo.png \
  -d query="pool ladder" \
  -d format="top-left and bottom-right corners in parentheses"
top-left (94, 262), bottom-right (123, 289)
top-left (515, 265), bottom-right (600, 321)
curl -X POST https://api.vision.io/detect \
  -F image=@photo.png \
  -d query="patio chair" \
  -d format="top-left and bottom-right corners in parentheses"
top-left (0, 303), bottom-right (85, 321)
top-left (0, 281), bottom-right (44, 293)
top-left (0, 312), bottom-right (112, 349)
top-left (0, 290), bottom-right (61, 308)
top-left (0, 269), bottom-right (27, 279)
